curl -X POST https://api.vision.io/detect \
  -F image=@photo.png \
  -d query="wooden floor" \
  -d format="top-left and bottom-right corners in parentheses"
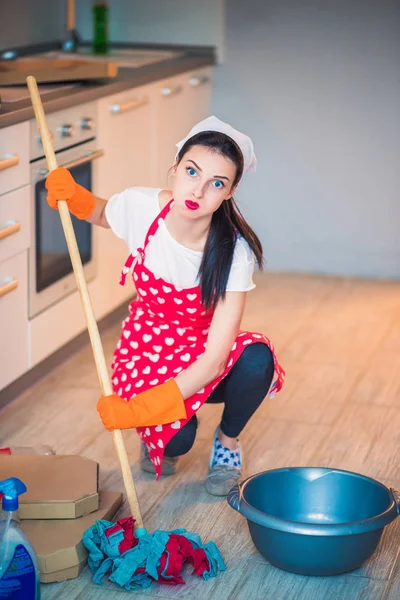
top-left (1, 272), bottom-right (400, 600)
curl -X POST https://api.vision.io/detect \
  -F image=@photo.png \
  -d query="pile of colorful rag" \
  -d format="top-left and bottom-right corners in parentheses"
top-left (83, 516), bottom-right (226, 590)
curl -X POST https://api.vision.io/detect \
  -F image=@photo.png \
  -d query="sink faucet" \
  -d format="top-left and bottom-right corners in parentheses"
top-left (62, 0), bottom-right (80, 52)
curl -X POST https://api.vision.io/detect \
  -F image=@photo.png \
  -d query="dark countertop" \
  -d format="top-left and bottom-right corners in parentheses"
top-left (0, 42), bottom-right (216, 129)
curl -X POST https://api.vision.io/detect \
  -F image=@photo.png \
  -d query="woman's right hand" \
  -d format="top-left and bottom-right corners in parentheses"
top-left (45, 167), bottom-right (95, 220)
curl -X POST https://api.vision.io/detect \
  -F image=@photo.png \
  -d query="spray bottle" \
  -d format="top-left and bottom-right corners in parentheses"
top-left (0, 477), bottom-right (41, 599)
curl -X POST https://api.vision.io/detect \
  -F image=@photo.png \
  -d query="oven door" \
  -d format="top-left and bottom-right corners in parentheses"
top-left (29, 141), bottom-right (104, 318)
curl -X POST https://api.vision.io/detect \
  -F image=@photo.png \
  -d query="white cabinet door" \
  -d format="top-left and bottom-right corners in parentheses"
top-left (0, 251), bottom-right (29, 390)
top-left (96, 83), bottom-right (156, 198)
top-left (93, 83), bottom-right (156, 317)
top-left (154, 67), bottom-right (213, 188)
top-left (154, 72), bottom-right (193, 188)
top-left (185, 66), bottom-right (213, 125)
top-left (0, 122), bottom-right (30, 196)
top-left (29, 277), bottom-right (99, 368)
top-left (89, 225), bottom-right (136, 321)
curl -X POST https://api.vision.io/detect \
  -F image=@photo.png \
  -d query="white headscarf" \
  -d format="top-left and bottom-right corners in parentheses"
top-left (175, 115), bottom-right (257, 174)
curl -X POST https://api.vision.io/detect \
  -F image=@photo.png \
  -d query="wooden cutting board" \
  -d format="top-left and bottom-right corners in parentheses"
top-left (0, 56), bottom-right (119, 85)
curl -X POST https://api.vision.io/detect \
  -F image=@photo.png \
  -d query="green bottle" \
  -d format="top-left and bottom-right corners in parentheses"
top-left (93, 3), bottom-right (109, 55)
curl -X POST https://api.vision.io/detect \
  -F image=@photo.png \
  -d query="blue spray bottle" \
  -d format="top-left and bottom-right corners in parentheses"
top-left (0, 477), bottom-right (41, 599)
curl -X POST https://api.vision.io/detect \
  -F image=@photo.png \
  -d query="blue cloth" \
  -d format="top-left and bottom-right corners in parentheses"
top-left (82, 521), bottom-right (227, 590)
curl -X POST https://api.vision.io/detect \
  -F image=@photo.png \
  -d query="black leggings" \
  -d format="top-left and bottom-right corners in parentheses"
top-left (164, 343), bottom-right (275, 458)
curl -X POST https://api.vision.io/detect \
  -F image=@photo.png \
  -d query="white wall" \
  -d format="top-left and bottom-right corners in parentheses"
top-left (75, 0), bottom-right (225, 61)
top-left (213, 0), bottom-right (400, 278)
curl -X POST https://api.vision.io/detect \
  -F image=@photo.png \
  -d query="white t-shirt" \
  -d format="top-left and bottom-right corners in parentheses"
top-left (105, 187), bottom-right (256, 291)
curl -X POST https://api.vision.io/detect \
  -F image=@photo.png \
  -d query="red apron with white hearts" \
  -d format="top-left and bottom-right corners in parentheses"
top-left (111, 199), bottom-right (285, 480)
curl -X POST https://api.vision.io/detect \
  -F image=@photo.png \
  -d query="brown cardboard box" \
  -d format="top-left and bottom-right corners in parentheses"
top-left (21, 490), bottom-right (123, 583)
top-left (0, 455), bottom-right (99, 519)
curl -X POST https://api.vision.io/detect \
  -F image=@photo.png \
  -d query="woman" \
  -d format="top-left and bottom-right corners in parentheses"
top-left (45, 116), bottom-right (285, 496)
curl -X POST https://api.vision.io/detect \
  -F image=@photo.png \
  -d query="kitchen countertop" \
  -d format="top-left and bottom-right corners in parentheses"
top-left (0, 42), bottom-right (216, 129)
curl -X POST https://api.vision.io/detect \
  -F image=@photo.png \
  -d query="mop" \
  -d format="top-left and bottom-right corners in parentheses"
top-left (27, 76), bottom-right (226, 590)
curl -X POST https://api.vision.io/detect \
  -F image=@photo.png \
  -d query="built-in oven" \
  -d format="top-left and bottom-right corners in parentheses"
top-left (28, 101), bottom-right (103, 318)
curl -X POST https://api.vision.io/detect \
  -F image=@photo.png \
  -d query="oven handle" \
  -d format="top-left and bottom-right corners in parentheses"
top-left (37, 149), bottom-right (105, 177)
top-left (60, 148), bottom-right (105, 171)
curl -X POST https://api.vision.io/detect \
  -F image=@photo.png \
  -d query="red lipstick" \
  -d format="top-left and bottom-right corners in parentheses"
top-left (185, 200), bottom-right (199, 211)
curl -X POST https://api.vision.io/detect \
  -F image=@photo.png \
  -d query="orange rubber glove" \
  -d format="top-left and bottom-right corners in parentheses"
top-left (45, 167), bottom-right (96, 220)
top-left (97, 379), bottom-right (187, 431)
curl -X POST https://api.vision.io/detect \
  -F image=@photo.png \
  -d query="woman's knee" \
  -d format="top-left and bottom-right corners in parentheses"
top-left (238, 342), bottom-right (275, 382)
top-left (164, 415), bottom-right (198, 457)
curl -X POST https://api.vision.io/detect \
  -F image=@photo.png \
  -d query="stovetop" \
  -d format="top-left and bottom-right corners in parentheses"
top-left (0, 46), bottom-right (184, 111)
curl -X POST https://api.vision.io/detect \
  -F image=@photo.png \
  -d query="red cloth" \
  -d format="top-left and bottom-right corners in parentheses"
top-left (105, 516), bottom-right (138, 554)
top-left (154, 534), bottom-right (210, 585)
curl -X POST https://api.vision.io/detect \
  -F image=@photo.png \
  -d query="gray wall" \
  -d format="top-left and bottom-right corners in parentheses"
top-left (0, 0), bottom-right (65, 51)
top-left (213, 0), bottom-right (400, 278)
top-left (2, 0), bottom-right (398, 278)
top-left (75, 0), bottom-right (225, 61)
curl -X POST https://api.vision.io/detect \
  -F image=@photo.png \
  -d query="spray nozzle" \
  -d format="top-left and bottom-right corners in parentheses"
top-left (0, 477), bottom-right (27, 511)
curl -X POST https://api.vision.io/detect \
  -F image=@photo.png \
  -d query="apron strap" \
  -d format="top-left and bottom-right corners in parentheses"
top-left (119, 199), bottom-right (175, 285)
top-left (142, 199), bottom-right (175, 249)
top-left (119, 252), bottom-right (139, 286)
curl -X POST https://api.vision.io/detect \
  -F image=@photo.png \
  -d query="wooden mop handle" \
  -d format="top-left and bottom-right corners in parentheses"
top-left (26, 76), bottom-right (144, 529)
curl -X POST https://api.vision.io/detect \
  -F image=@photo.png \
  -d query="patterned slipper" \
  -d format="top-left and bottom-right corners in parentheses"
top-left (205, 427), bottom-right (243, 496)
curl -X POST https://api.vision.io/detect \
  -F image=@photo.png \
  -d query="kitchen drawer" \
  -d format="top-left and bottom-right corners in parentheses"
top-left (0, 251), bottom-right (29, 390)
top-left (0, 185), bottom-right (31, 264)
top-left (0, 122), bottom-right (30, 196)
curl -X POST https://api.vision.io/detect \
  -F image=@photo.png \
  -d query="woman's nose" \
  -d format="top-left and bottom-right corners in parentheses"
top-left (192, 182), bottom-right (204, 198)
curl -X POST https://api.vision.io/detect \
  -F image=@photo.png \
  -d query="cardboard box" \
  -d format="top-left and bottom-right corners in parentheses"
top-left (0, 455), bottom-right (99, 519)
top-left (21, 490), bottom-right (123, 583)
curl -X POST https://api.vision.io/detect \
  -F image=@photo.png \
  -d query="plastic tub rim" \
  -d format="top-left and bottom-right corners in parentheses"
top-left (227, 466), bottom-right (400, 537)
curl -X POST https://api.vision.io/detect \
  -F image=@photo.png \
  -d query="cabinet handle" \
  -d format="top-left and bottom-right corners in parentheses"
top-left (0, 221), bottom-right (21, 241)
top-left (189, 75), bottom-right (210, 87)
top-left (161, 85), bottom-right (182, 97)
top-left (0, 155), bottom-right (19, 172)
top-left (0, 278), bottom-right (18, 298)
top-left (109, 96), bottom-right (148, 114)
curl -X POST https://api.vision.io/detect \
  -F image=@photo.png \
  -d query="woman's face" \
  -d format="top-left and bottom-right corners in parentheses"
top-left (171, 145), bottom-right (238, 218)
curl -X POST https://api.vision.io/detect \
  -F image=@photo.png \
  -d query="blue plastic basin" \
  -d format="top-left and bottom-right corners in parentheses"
top-left (227, 467), bottom-right (400, 576)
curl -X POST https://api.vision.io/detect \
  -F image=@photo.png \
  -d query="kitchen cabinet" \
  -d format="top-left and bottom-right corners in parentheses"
top-left (0, 65), bottom-right (214, 393)
top-left (154, 66), bottom-right (213, 187)
top-left (0, 122), bottom-right (30, 390)
top-left (0, 185), bottom-right (31, 264)
top-left (0, 251), bottom-right (29, 389)
top-left (96, 82), bottom-right (156, 197)
top-left (0, 122), bottom-right (30, 195)
top-left (92, 82), bottom-right (157, 318)
top-left (29, 279), bottom-right (98, 368)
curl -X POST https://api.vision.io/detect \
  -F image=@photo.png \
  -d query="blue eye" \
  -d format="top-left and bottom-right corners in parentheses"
top-left (187, 167), bottom-right (196, 177)
top-left (213, 180), bottom-right (224, 189)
